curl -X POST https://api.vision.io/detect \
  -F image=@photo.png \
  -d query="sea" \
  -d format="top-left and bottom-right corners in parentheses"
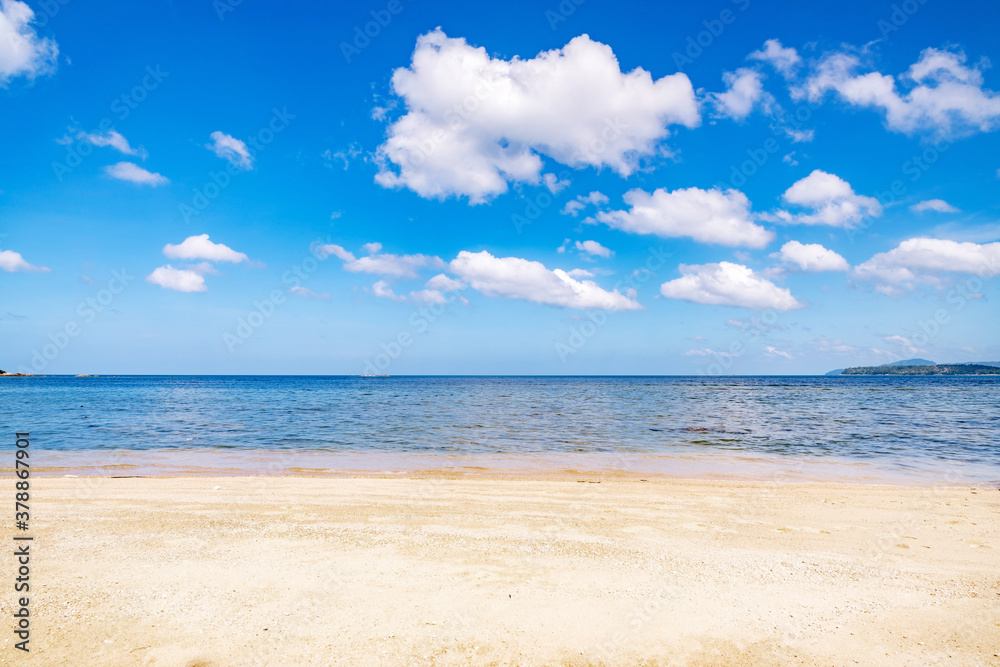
top-left (3, 375), bottom-right (998, 484)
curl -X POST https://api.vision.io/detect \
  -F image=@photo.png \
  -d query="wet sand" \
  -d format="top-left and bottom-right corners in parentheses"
top-left (6, 475), bottom-right (999, 666)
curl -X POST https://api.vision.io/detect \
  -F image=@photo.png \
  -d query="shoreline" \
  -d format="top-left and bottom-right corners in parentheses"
top-left (15, 448), bottom-right (1000, 487)
top-left (19, 475), bottom-right (1000, 665)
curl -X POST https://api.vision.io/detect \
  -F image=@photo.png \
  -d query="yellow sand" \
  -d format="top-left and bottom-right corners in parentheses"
top-left (5, 475), bottom-right (999, 666)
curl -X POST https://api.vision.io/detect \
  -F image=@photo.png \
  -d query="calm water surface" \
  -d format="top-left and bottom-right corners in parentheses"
top-left (2, 376), bottom-right (997, 481)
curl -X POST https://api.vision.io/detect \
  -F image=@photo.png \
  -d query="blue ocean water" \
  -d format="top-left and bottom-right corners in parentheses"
top-left (2, 376), bottom-right (998, 481)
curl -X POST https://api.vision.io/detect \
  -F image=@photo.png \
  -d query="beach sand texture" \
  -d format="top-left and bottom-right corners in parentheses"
top-left (4, 475), bottom-right (999, 666)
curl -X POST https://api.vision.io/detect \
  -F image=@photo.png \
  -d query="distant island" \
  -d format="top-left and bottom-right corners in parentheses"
top-left (833, 361), bottom-right (1000, 376)
top-left (0, 370), bottom-right (32, 377)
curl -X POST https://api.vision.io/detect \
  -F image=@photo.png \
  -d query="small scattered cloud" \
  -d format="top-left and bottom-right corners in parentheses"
top-left (764, 170), bottom-right (880, 227)
top-left (163, 234), bottom-right (249, 263)
top-left (748, 39), bottom-right (801, 79)
top-left (542, 173), bottom-right (570, 193)
top-left (784, 128), bottom-right (815, 143)
top-left (0, 0), bottom-right (59, 86)
top-left (596, 187), bottom-right (774, 248)
top-left (709, 68), bottom-right (774, 121)
top-left (883, 334), bottom-right (926, 355)
top-left (371, 280), bottom-right (405, 301)
top-left (289, 286), bottom-right (330, 300)
top-left (105, 162), bottom-right (169, 186)
top-left (685, 347), bottom-right (737, 359)
top-left (185, 261), bottom-right (220, 276)
top-left (574, 240), bottom-right (613, 258)
top-left (660, 261), bottom-right (803, 310)
top-left (561, 191), bottom-right (608, 217)
top-left (0, 248), bottom-right (49, 273)
top-left (147, 235), bottom-right (251, 293)
top-left (910, 198), bottom-right (959, 213)
top-left (425, 274), bottom-right (465, 292)
top-left (854, 237), bottom-right (1000, 291)
top-left (773, 240), bottom-right (849, 272)
top-left (797, 46), bottom-right (1000, 138)
top-left (450, 250), bottom-right (640, 311)
top-left (322, 143), bottom-right (363, 170)
top-left (146, 265), bottom-right (207, 293)
top-left (207, 131), bottom-right (253, 170)
top-left (763, 345), bottom-right (792, 360)
top-left (74, 129), bottom-right (146, 158)
top-left (317, 243), bottom-right (445, 279)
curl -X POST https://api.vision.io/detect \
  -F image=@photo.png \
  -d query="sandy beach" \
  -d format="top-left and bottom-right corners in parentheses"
top-left (6, 475), bottom-right (999, 666)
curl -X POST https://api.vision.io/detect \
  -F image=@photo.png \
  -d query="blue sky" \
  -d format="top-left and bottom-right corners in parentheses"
top-left (1, 0), bottom-right (998, 374)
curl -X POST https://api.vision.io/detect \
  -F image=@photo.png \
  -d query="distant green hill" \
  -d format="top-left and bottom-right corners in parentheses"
top-left (884, 358), bottom-right (935, 366)
top-left (841, 364), bottom-right (1000, 375)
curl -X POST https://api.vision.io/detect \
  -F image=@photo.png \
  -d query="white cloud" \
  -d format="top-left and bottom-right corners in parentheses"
top-left (186, 261), bottom-right (219, 276)
top-left (364, 273), bottom-right (466, 306)
top-left (425, 273), bottom-right (465, 292)
top-left (566, 268), bottom-right (594, 278)
top-left (361, 242), bottom-right (383, 254)
top-left (685, 348), bottom-right (736, 359)
top-left (207, 131), bottom-right (253, 170)
top-left (374, 29), bottom-right (699, 203)
top-left (105, 162), bottom-right (169, 186)
top-left (748, 39), bottom-right (801, 78)
top-left (774, 240), bottom-right (849, 272)
top-left (0, 0), bottom-right (58, 85)
top-left (883, 335), bottom-right (926, 355)
top-left (372, 280), bottom-right (405, 301)
top-left (542, 173), bottom-right (570, 193)
top-left (561, 191), bottom-right (608, 216)
top-left (0, 248), bottom-right (49, 272)
top-left (289, 286), bottom-right (330, 300)
top-left (450, 250), bottom-right (640, 310)
top-left (799, 46), bottom-right (1000, 137)
top-left (660, 261), bottom-right (803, 310)
top-left (76, 130), bottom-right (145, 158)
top-left (163, 234), bottom-right (248, 263)
top-left (854, 237), bottom-right (1000, 288)
top-left (766, 170), bottom-right (881, 227)
top-left (409, 289), bottom-right (448, 305)
top-left (785, 128), bottom-right (815, 143)
top-left (316, 244), bottom-right (354, 262)
top-left (317, 243), bottom-right (445, 279)
top-left (596, 187), bottom-right (774, 248)
top-left (910, 198), bottom-right (959, 213)
top-left (145, 265), bottom-right (207, 293)
top-left (710, 68), bottom-right (772, 121)
top-left (322, 143), bottom-right (363, 170)
top-left (764, 346), bottom-right (793, 360)
top-left (574, 240), bottom-right (613, 258)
